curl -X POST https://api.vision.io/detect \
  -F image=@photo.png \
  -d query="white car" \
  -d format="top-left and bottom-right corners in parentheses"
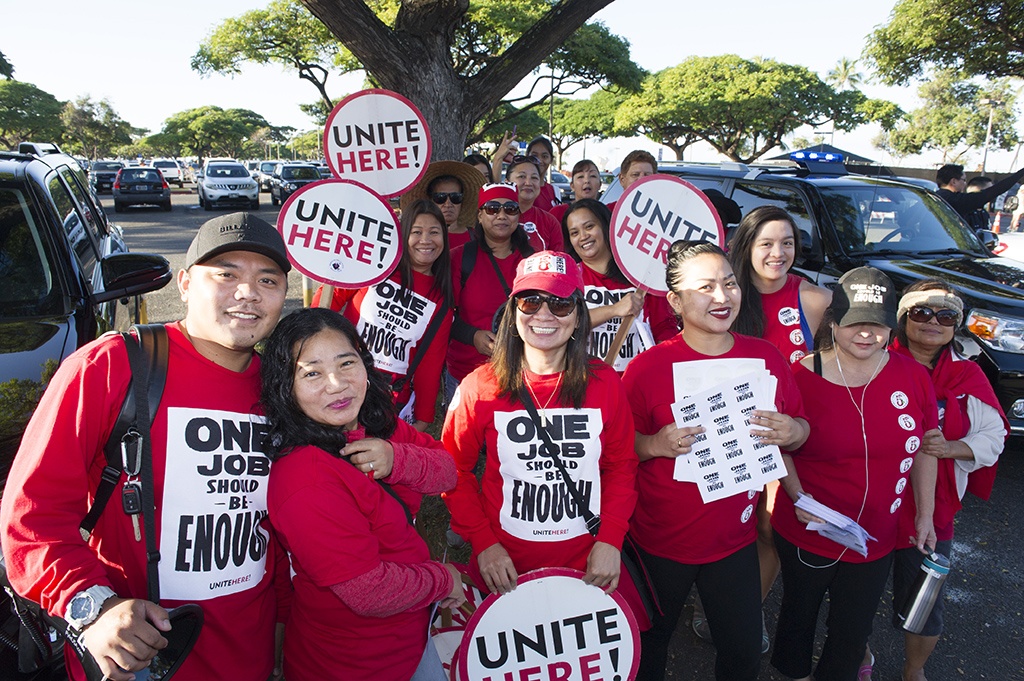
top-left (152, 159), bottom-right (184, 187)
top-left (197, 162), bottom-right (259, 211)
top-left (994, 231), bottom-right (1024, 262)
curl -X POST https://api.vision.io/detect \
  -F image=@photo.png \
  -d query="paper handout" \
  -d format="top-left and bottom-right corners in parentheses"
top-left (795, 494), bottom-right (877, 557)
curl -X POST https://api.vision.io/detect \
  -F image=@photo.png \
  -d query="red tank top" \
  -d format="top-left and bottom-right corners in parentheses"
top-left (760, 274), bottom-right (811, 364)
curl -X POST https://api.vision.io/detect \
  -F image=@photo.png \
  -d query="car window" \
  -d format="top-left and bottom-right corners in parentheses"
top-left (92, 162), bottom-right (122, 172)
top-left (153, 161), bottom-right (175, 169)
top-left (283, 167), bottom-right (320, 180)
top-left (731, 181), bottom-right (815, 246)
top-left (0, 188), bottom-right (59, 317)
top-left (208, 165), bottom-right (249, 178)
top-left (59, 167), bottom-right (107, 241)
top-left (122, 169), bottom-right (162, 183)
top-left (47, 172), bottom-right (99, 271)
top-left (260, 162), bottom-right (278, 173)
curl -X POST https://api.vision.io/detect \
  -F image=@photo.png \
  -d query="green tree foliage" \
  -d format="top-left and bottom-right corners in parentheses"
top-left (864, 0), bottom-right (1024, 85)
top-left (159, 107), bottom-right (272, 161)
top-left (874, 71), bottom-right (1019, 163)
top-left (473, 103), bottom-right (547, 148)
top-left (826, 57), bottom-right (864, 90)
top-left (548, 89), bottom-right (628, 164)
top-left (60, 97), bottom-right (140, 159)
top-left (0, 50), bottom-right (13, 80)
top-left (0, 80), bottom-right (63, 149)
top-left (616, 56), bottom-right (885, 163)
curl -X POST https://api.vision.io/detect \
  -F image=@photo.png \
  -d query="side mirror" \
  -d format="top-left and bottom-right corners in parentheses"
top-left (1004, 195), bottom-right (1019, 213)
top-left (95, 252), bottom-right (172, 303)
top-left (977, 230), bottom-right (999, 252)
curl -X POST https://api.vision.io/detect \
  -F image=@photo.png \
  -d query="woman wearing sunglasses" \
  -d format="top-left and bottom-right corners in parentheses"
top-left (312, 200), bottom-right (454, 432)
top-left (622, 241), bottom-right (808, 681)
top-left (443, 251), bottom-right (637, 600)
top-left (868, 279), bottom-right (1006, 681)
top-left (447, 183), bottom-right (534, 400)
top-left (401, 161), bottom-right (484, 251)
top-left (506, 155), bottom-right (564, 252)
top-left (563, 199), bottom-right (678, 372)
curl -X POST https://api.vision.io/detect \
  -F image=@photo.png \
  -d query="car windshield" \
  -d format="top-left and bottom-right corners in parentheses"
top-left (0, 188), bottom-right (57, 317)
top-left (819, 183), bottom-right (989, 257)
top-left (92, 162), bottom-right (122, 171)
top-left (121, 169), bottom-right (162, 183)
top-left (551, 172), bottom-right (569, 183)
top-left (207, 165), bottom-right (250, 178)
top-left (153, 161), bottom-right (175, 168)
top-left (282, 167), bottom-right (320, 180)
top-left (261, 162), bottom-right (278, 173)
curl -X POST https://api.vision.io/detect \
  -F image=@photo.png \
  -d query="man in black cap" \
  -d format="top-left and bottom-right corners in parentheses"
top-left (1, 212), bottom-right (290, 681)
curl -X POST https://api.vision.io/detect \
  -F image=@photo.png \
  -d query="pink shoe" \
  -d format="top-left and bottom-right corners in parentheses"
top-left (857, 652), bottom-right (875, 681)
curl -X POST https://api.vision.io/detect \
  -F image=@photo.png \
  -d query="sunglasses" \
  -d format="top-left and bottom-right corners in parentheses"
top-left (431, 191), bottom-right (463, 205)
top-left (515, 294), bottom-right (576, 317)
top-left (511, 154), bottom-right (541, 166)
top-left (908, 306), bottom-right (959, 327)
top-left (482, 201), bottom-right (521, 216)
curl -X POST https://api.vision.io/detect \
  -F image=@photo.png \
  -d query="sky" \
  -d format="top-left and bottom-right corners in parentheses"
top-left (5, 0), bottom-right (1020, 172)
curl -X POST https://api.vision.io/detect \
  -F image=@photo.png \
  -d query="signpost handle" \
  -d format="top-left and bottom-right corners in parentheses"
top-left (603, 314), bottom-right (635, 365)
top-left (318, 285), bottom-right (336, 309)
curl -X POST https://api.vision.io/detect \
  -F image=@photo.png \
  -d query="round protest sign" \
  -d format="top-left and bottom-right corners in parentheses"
top-left (457, 568), bottom-right (640, 681)
top-left (277, 179), bottom-right (401, 288)
top-left (323, 89), bottom-right (432, 198)
top-left (609, 174), bottom-right (724, 297)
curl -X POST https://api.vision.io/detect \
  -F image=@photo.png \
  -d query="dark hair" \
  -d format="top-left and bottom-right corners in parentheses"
top-left (398, 199), bottom-right (453, 307)
top-left (811, 307), bottom-right (837, 351)
top-left (729, 206), bottom-right (801, 337)
top-left (491, 290), bottom-right (593, 408)
top-left (473, 221), bottom-right (534, 257)
top-left (464, 154), bottom-right (493, 183)
top-left (260, 309), bottom-right (397, 460)
top-left (936, 164), bottom-right (965, 187)
top-left (561, 199), bottom-right (629, 285)
top-left (571, 159), bottom-right (599, 176)
top-left (895, 277), bottom-right (959, 364)
top-left (967, 176), bottom-right (993, 191)
top-left (505, 156), bottom-right (542, 181)
top-left (427, 174), bottom-right (462, 194)
top-left (526, 136), bottom-right (554, 160)
top-left (666, 240), bottom-right (729, 294)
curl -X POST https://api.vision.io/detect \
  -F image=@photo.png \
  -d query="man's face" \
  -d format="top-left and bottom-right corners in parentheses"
top-left (178, 250), bottom-right (287, 356)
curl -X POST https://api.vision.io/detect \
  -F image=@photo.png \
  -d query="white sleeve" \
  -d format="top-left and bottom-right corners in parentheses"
top-left (954, 395), bottom-right (1006, 498)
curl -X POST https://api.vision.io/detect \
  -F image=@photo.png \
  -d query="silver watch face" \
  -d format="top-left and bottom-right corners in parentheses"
top-left (69, 594), bottom-right (95, 622)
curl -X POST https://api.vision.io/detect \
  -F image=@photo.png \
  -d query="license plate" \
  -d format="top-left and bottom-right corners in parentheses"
top-left (135, 185), bottom-right (148, 191)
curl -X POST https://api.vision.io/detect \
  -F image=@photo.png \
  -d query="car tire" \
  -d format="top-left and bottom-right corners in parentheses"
top-left (177, 180), bottom-right (184, 188)
top-left (271, 193), bottom-right (279, 207)
top-left (204, 199), bottom-right (213, 211)
top-left (162, 200), bottom-right (172, 212)
top-left (250, 198), bottom-right (260, 210)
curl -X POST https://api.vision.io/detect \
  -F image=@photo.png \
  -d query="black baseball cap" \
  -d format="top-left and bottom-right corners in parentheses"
top-left (831, 266), bottom-right (897, 328)
top-left (185, 212), bottom-right (291, 273)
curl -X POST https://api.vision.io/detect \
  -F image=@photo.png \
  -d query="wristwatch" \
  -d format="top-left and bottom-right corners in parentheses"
top-left (65, 586), bottom-right (116, 630)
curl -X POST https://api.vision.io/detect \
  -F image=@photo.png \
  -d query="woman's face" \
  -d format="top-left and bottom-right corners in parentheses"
top-left (620, 161), bottom-right (654, 191)
top-left (571, 166), bottom-right (601, 200)
top-left (667, 253), bottom-right (740, 335)
top-left (527, 144), bottom-right (552, 177)
top-left (832, 322), bottom-right (891, 361)
top-left (566, 208), bottom-right (608, 263)
top-left (904, 294), bottom-right (957, 354)
top-left (514, 293), bottom-right (578, 354)
top-left (430, 178), bottom-right (462, 228)
top-left (292, 328), bottom-right (367, 431)
top-left (407, 213), bottom-right (444, 274)
top-left (471, 162), bottom-right (490, 180)
top-left (479, 201), bottom-right (519, 243)
top-left (750, 219), bottom-right (796, 288)
top-left (509, 162), bottom-right (541, 205)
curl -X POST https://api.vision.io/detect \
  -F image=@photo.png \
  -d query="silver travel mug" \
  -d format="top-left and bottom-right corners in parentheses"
top-left (898, 552), bottom-right (951, 634)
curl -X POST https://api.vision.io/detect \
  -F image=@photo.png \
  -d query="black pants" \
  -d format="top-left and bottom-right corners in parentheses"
top-left (636, 542), bottom-right (761, 681)
top-left (771, 531), bottom-right (893, 681)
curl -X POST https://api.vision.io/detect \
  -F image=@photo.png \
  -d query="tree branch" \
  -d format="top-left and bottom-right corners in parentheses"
top-left (299, 0), bottom-right (413, 83)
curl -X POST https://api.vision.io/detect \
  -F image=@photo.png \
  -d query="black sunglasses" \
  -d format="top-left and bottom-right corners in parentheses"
top-left (482, 201), bottom-right (520, 216)
top-left (431, 191), bottom-right (463, 205)
top-left (515, 294), bottom-right (576, 317)
top-left (510, 154), bottom-right (541, 167)
top-left (908, 306), bottom-right (959, 327)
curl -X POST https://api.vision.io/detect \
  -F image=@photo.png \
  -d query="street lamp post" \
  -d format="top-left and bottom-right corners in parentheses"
top-left (980, 98), bottom-right (1005, 173)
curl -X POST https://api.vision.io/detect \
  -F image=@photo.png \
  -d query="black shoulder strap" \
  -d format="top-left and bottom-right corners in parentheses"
top-left (484, 249), bottom-right (512, 297)
top-left (391, 300), bottom-right (449, 395)
top-left (460, 240), bottom-right (478, 290)
top-left (813, 350), bottom-right (823, 376)
top-left (518, 388), bottom-right (601, 537)
top-left (80, 325), bottom-right (168, 539)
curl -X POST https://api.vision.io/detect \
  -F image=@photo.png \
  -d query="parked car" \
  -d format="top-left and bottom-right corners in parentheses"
top-left (246, 160), bottom-right (261, 179)
top-left (152, 158), bottom-right (185, 187)
top-left (89, 160), bottom-right (124, 193)
top-left (197, 161), bottom-right (260, 211)
top-left (270, 162), bottom-right (322, 206)
top-left (605, 157), bottom-right (1024, 437)
top-left (112, 166), bottom-right (172, 212)
top-left (550, 170), bottom-right (572, 203)
top-left (257, 159), bottom-right (285, 192)
top-left (315, 162), bottom-right (332, 180)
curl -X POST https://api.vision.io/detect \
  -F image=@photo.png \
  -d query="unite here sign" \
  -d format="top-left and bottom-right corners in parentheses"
top-left (609, 175), bottom-right (725, 297)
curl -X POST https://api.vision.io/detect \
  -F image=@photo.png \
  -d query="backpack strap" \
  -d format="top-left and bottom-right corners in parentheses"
top-left (460, 240), bottom-right (478, 290)
top-left (391, 300), bottom-right (449, 397)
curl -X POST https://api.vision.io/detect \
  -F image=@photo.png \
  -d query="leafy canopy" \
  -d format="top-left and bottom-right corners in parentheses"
top-left (157, 106), bottom-right (272, 160)
top-left (0, 80), bottom-right (63, 149)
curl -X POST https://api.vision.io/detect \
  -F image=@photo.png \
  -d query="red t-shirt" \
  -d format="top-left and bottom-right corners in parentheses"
top-left (448, 244), bottom-right (526, 381)
top-left (622, 333), bottom-right (806, 564)
top-left (442, 360), bottom-right (637, 579)
top-left (448, 229), bottom-right (474, 252)
top-left (268, 423), bottom-right (455, 681)
top-left (0, 323), bottom-right (283, 681)
top-left (581, 264), bottom-right (678, 372)
top-left (520, 205), bottom-right (565, 252)
top-left (760, 274), bottom-right (811, 364)
top-left (772, 353), bottom-right (939, 562)
top-left (549, 202), bottom-right (569, 227)
top-left (312, 270), bottom-right (452, 424)
top-left (536, 182), bottom-right (558, 213)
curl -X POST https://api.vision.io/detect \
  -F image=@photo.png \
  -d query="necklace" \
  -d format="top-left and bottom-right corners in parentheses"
top-left (523, 370), bottom-right (563, 425)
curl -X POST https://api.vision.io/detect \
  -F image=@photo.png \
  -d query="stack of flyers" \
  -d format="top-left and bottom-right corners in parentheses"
top-left (795, 494), bottom-right (877, 557)
top-left (670, 363), bottom-right (786, 503)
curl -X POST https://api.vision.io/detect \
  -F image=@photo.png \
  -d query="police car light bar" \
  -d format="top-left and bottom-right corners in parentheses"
top-left (790, 151), bottom-right (844, 163)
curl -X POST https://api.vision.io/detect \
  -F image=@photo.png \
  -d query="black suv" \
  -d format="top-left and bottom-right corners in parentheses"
top-left (269, 162), bottom-right (322, 206)
top-left (606, 159), bottom-right (1024, 439)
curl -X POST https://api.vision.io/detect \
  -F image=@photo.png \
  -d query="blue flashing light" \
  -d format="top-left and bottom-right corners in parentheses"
top-left (790, 151), bottom-right (844, 163)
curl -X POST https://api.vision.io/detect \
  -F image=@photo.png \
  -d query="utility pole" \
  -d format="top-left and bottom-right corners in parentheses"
top-left (980, 98), bottom-right (1005, 173)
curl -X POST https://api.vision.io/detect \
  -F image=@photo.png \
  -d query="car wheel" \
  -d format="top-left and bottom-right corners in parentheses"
top-left (114, 201), bottom-right (123, 213)
top-left (162, 200), bottom-right (172, 212)
top-left (250, 198), bottom-right (260, 210)
top-left (204, 199), bottom-right (213, 211)
top-left (271, 193), bottom-right (279, 207)
top-left (177, 180), bottom-right (184, 188)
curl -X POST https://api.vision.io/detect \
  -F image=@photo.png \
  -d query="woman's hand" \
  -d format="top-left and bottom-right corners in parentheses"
top-left (750, 411), bottom-right (808, 450)
top-left (583, 542), bottom-right (621, 593)
top-left (343, 438), bottom-right (395, 479)
top-left (473, 330), bottom-right (496, 357)
top-left (638, 423), bottom-right (706, 460)
top-left (920, 428), bottom-right (948, 459)
top-left (440, 564), bottom-right (468, 609)
top-left (495, 130), bottom-right (518, 162)
top-left (611, 290), bottom-right (645, 319)
top-left (792, 491), bottom-right (823, 526)
top-left (911, 513), bottom-right (937, 554)
top-left (477, 543), bottom-right (518, 595)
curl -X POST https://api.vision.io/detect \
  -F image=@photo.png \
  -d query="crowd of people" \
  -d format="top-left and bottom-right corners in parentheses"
top-left (0, 137), bottom-right (1008, 681)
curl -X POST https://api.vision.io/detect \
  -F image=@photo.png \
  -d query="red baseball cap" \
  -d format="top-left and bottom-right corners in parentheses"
top-left (510, 251), bottom-right (584, 298)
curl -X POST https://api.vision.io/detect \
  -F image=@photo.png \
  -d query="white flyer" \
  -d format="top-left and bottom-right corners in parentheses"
top-left (670, 370), bottom-right (787, 501)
